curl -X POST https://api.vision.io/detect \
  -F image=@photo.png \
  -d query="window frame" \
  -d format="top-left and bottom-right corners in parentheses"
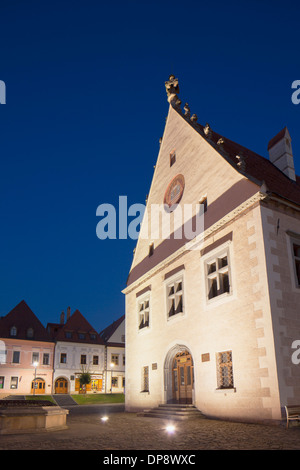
top-left (60, 353), bottom-right (67, 364)
top-left (141, 366), bottom-right (149, 393)
top-left (111, 354), bottom-right (119, 366)
top-left (203, 243), bottom-right (233, 304)
top-left (164, 270), bottom-right (185, 321)
top-left (216, 350), bottom-right (235, 390)
top-left (12, 350), bottom-right (20, 364)
top-left (80, 354), bottom-right (87, 365)
top-left (137, 291), bottom-right (151, 332)
top-left (43, 353), bottom-right (50, 365)
top-left (287, 231), bottom-right (300, 291)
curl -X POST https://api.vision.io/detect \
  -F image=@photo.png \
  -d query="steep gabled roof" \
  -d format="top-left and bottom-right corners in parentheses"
top-left (182, 116), bottom-right (300, 207)
top-left (53, 309), bottom-right (105, 345)
top-left (99, 314), bottom-right (125, 344)
top-left (125, 76), bottom-right (300, 288)
top-left (0, 300), bottom-right (52, 342)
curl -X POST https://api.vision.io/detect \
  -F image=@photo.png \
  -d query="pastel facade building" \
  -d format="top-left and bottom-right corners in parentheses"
top-left (0, 301), bottom-right (54, 396)
top-left (100, 315), bottom-right (125, 394)
top-left (47, 308), bottom-right (106, 394)
top-left (123, 76), bottom-right (300, 423)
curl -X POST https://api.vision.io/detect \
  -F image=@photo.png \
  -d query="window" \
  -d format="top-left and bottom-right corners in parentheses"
top-left (217, 351), bottom-right (234, 389)
top-left (32, 352), bottom-right (39, 364)
top-left (93, 355), bottom-right (98, 365)
top-left (199, 195), bottom-right (207, 213)
top-left (111, 355), bottom-right (119, 366)
top-left (60, 353), bottom-right (67, 364)
top-left (292, 242), bottom-right (300, 286)
top-left (26, 327), bottom-right (34, 338)
top-left (10, 377), bottom-right (18, 389)
top-left (142, 366), bottom-right (149, 392)
top-left (121, 334), bottom-right (125, 343)
top-left (170, 149), bottom-right (176, 167)
top-left (138, 296), bottom-right (150, 330)
top-left (90, 333), bottom-right (96, 340)
top-left (43, 353), bottom-right (49, 365)
top-left (166, 276), bottom-right (184, 318)
top-left (12, 351), bottom-right (20, 364)
top-left (123, 355), bottom-right (125, 366)
top-left (149, 242), bottom-right (154, 257)
top-left (111, 377), bottom-right (118, 388)
top-left (10, 326), bottom-right (17, 337)
top-left (65, 331), bottom-right (72, 339)
top-left (205, 250), bottom-right (231, 300)
top-left (78, 333), bottom-right (86, 340)
top-left (0, 376), bottom-right (4, 389)
top-left (80, 354), bottom-right (87, 365)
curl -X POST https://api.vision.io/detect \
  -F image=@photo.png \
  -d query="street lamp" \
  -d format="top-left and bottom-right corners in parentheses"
top-left (33, 361), bottom-right (38, 396)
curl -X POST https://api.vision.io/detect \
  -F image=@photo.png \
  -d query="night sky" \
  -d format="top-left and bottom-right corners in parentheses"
top-left (0, 0), bottom-right (299, 332)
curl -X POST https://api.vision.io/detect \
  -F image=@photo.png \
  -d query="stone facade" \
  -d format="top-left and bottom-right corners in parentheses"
top-left (123, 76), bottom-right (300, 423)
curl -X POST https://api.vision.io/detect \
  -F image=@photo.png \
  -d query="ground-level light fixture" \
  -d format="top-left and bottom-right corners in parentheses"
top-left (165, 423), bottom-right (176, 434)
top-left (101, 416), bottom-right (109, 422)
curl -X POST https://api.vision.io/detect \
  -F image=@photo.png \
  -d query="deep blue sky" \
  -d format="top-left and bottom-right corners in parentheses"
top-left (0, 0), bottom-right (299, 332)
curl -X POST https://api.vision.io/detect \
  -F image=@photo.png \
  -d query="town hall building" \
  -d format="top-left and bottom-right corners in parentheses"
top-left (123, 75), bottom-right (300, 423)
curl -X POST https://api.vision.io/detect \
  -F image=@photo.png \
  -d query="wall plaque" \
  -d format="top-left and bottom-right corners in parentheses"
top-left (201, 353), bottom-right (210, 362)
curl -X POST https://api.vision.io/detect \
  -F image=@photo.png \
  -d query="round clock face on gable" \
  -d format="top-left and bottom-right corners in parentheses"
top-left (164, 174), bottom-right (185, 211)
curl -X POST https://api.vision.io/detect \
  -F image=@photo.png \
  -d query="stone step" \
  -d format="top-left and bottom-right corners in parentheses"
top-left (139, 404), bottom-right (205, 421)
top-left (52, 394), bottom-right (78, 407)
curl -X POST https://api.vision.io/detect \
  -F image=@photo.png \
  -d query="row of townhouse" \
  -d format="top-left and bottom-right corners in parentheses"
top-left (0, 300), bottom-right (125, 396)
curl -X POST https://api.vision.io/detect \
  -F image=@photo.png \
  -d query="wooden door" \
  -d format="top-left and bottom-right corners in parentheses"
top-left (31, 378), bottom-right (45, 394)
top-left (172, 350), bottom-right (193, 404)
top-left (55, 377), bottom-right (68, 394)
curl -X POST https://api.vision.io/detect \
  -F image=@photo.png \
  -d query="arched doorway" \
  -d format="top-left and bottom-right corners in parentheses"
top-left (55, 377), bottom-right (68, 394)
top-left (31, 377), bottom-right (45, 394)
top-left (164, 345), bottom-right (194, 404)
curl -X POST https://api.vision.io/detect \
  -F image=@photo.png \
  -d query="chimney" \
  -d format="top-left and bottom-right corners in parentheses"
top-left (60, 311), bottom-right (65, 324)
top-left (267, 127), bottom-right (296, 181)
top-left (67, 306), bottom-right (71, 321)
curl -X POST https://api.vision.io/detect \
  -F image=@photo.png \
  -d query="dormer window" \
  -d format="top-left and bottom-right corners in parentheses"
top-left (26, 328), bottom-right (34, 338)
top-left (10, 326), bottom-right (17, 337)
top-left (78, 333), bottom-right (86, 340)
top-left (65, 331), bottom-right (72, 339)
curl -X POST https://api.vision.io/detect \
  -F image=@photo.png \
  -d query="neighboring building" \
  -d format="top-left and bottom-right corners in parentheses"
top-left (100, 315), bottom-right (125, 394)
top-left (0, 300), bottom-right (55, 396)
top-left (123, 75), bottom-right (300, 423)
top-left (47, 308), bottom-right (106, 394)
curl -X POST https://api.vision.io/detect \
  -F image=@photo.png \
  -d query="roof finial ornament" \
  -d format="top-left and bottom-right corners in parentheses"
top-left (236, 154), bottom-right (246, 172)
top-left (165, 74), bottom-right (180, 105)
top-left (191, 114), bottom-right (198, 122)
top-left (203, 123), bottom-right (212, 139)
top-left (184, 103), bottom-right (190, 118)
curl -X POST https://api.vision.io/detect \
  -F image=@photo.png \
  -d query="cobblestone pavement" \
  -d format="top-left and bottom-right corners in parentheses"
top-left (0, 404), bottom-right (300, 451)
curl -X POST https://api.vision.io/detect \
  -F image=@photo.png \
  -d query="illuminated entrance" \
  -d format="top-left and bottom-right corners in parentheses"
top-left (172, 350), bottom-right (194, 404)
top-left (164, 345), bottom-right (194, 404)
top-left (55, 377), bottom-right (68, 394)
top-left (31, 377), bottom-right (45, 394)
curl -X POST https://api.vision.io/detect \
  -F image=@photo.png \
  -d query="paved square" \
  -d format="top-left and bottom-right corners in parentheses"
top-left (0, 404), bottom-right (300, 450)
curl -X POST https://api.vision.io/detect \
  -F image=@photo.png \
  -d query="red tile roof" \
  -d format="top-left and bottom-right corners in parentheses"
top-left (99, 314), bottom-right (125, 343)
top-left (51, 309), bottom-right (105, 345)
top-left (181, 112), bottom-right (300, 207)
top-left (0, 300), bottom-right (52, 342)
